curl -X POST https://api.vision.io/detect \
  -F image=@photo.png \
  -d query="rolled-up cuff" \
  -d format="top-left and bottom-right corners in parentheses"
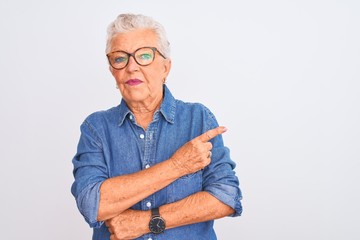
top-left (206, 184), bottom-right (243, 217)
top-left (76, 181), bottom-right (104, 228)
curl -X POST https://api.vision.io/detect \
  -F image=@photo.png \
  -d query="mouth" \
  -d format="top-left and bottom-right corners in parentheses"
top-left (125, 78), bottom-right (143, 86)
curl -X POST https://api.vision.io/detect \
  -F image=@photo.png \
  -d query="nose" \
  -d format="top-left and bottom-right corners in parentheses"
top-left (126, 55), bottom-right (140, 72)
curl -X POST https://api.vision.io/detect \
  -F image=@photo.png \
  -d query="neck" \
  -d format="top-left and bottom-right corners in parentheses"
top-left (128, 97), bottom-right (162, 130)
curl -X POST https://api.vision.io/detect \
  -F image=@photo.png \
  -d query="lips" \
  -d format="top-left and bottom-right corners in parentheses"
top-left (126, 79), bottom-right (143, 86)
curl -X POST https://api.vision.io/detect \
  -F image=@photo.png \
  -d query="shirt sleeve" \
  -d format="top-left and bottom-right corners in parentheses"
top-left (202, 108), bottom-right (243, 217)
top-left (71, 119), bottom-right (108, 228)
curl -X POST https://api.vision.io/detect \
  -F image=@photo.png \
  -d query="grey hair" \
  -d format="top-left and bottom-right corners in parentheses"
top-left (106, 13), bottom-right (171, 58)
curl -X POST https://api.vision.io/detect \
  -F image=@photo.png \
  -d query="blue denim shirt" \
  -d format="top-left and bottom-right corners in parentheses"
top-left (71, 85), bottom-right (242, 240)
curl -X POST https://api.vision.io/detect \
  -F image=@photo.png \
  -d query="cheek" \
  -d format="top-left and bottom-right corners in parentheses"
top-left (147, 64), bottom-right (168, 82)
top-left (111, 71), bottom-right (125, 83)
top-left (143, 69), bottom-right (164, 85)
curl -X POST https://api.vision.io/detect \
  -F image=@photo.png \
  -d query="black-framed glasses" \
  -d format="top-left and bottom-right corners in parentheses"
top-left (106, 47), bottom-right (166, 70)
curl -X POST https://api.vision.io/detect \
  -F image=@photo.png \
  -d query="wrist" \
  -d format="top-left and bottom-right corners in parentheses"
top-left (149, 207), bottom-right (166, 234)
top-left (169, 157), bottom-right (187, 177)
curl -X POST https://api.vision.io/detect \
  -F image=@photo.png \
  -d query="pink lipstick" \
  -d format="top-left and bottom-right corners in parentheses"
top-left (126, 79), bottom-right (143, 86)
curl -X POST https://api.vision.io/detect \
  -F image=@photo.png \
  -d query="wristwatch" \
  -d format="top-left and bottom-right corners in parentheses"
top-left (149, 207), bottom-right (166, 234)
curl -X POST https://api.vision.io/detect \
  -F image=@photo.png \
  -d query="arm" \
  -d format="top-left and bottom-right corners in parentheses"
top-left (162, 191), bottom-right (234, 228)
top-left (106, 136), bottom-right (242, 239)
top-left (97, 158), bottom-right (181, 221)
top-left (97, 126), bottom-right (227, 221)
top-left (106, 191), bottom-right (233, 239)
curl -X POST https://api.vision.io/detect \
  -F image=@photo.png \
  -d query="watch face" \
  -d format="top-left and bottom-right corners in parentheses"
top-left (149, 216), bottom-right (166, 234)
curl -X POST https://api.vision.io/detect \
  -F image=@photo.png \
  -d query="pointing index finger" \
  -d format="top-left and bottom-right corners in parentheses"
top-left (198, 126), bottom-right (227, 142)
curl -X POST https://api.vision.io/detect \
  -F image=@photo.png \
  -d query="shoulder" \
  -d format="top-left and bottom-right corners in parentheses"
top-left (175, 99), bottom-right (215, 118)
top-left (83, 105), bottom-right (120, 127)
top-left (78, 106), bottom-right (120, 141)
top-left (174, 99), bottom-right (218, 129)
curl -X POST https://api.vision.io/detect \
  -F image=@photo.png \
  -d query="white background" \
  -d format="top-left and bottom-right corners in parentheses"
top-left (0, 0), bottom-right (359, 239)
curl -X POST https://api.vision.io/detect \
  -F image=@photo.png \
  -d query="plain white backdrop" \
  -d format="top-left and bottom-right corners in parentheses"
top-left (0, 0), bottom-right (359, 239)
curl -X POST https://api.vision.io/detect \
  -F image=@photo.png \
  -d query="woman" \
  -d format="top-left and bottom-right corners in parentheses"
top-left (71, 13), bottom-right (242, 240)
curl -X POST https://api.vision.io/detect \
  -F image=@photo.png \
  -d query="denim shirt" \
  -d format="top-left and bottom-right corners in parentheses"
top-left (71, 85), bottom-right (242, 240)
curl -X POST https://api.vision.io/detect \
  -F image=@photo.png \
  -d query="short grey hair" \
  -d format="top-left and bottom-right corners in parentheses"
top-left (106, 13), bottom-right (171, 58)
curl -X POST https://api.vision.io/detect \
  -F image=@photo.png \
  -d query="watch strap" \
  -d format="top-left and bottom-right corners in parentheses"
top-left (151, 207), bottom-right (160, 217)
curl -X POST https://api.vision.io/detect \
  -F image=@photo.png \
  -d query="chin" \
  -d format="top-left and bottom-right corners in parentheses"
top-left (123, 92), bottom-right (148, 103)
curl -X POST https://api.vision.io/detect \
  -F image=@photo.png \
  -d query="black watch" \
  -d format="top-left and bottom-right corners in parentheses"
top-left (149, 207), bottom-right (166, 234)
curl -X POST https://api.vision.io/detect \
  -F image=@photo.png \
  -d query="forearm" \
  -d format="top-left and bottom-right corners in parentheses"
top-left (98, 159), bottom-right (182, 221)
top-left (161, 191), bottom-right (234, 229)
top-left (106, 191), bottom-right (235, 239)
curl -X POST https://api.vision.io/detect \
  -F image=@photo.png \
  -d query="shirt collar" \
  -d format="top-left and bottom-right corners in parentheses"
top-left (159, 84), bottom-right (176, 124)
top-left (118, 84), bottom-right (176, 126)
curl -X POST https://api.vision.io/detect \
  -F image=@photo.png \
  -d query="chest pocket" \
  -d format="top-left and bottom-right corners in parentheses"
top-left (168, 171), bottom-right (203, 203)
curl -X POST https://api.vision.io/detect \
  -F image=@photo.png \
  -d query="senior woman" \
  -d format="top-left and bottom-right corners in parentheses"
top-left (71, 13), bottom-right (242, 240)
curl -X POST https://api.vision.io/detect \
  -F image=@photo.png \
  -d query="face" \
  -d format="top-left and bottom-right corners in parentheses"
top-left (108, 29), bottom-right (171, 106)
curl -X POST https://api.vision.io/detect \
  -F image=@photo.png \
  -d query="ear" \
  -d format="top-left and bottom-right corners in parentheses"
top-left (163, 59), bottom-right (172, 78)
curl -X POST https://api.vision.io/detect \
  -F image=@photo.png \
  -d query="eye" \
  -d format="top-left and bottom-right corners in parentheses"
top-left (114, 56), bottom-right (127, 63)
top-left (139, 53), bottom-right (153, 60)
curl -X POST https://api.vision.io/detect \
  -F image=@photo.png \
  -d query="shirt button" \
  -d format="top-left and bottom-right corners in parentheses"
top-left (146, 202), bottom-right (152, 208)
top-left (140, 134), bottom-right (145, 139)
top-left (129, 115), bottom-right (133, 120)
top-left (145, 164), bottom-right (150, 169)
top-left (148, 238), bottom-right (152, 240)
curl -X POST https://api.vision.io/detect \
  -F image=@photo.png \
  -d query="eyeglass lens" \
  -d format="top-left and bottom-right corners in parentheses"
top-left (108, 47), bottom-right (155, 69)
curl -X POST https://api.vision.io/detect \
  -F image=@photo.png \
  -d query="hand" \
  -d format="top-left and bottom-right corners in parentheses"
top-left (105, 209), bottom-right (148, 240)
top-left (170, 126), bottom-right (227, 176)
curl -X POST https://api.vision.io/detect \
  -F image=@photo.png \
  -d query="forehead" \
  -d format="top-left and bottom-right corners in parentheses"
top-left (109, 28), bottom-right (158, 53)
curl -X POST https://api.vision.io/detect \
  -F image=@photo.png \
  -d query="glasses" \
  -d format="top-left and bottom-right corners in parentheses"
top-left (106, 47), bottom-right (166, 70)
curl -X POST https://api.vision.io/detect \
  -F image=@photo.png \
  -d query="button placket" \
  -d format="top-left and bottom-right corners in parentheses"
top-left (140, 124), bottom-right (158, 214)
